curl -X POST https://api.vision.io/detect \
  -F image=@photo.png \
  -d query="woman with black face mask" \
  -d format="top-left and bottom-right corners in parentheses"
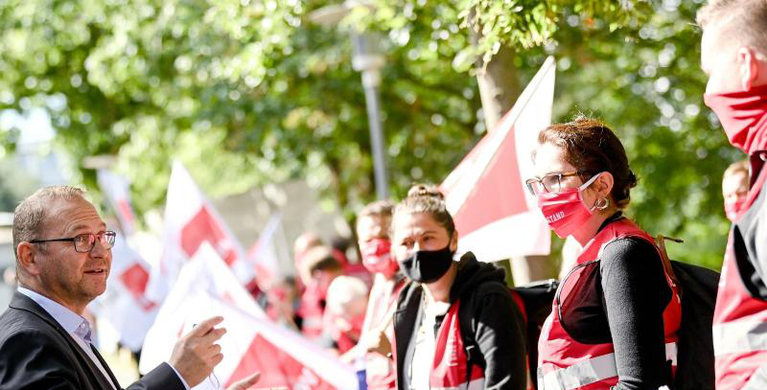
top-left (390, 184), bottom-right (527, 390)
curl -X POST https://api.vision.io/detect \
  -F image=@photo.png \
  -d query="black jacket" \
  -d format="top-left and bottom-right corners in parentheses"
top-left (0, 292), bottom-right (186, 390)
top-left (393, 252), bottom-right (527, 390)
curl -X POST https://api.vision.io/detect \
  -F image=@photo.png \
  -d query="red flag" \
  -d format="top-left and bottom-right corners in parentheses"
top-left (139, 244), bottom-right (358, 389)
top-left (146, 161), bottom-right (253, 302)
top-left (441, 57), bottom-right (556, 260)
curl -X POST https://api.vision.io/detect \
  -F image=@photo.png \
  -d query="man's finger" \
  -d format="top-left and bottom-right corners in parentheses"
top-left (227, 372), bottom-right (261, 390)
top-left (189, 316), bottom-right (224, 337)
top-left (199, 327), bottom-right (227, 344)
top-left (212, 352), bottom-right (224, 366)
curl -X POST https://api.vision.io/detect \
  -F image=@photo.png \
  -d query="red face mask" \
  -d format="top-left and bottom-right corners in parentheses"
top-left (360, 238), bottom-right (398, 278)
top-left (704, 85), bottom-right (767, 155)
top-left (724, 198), bottom-right (747, 222)
top-left (536, 173), bottom-right (601, 238)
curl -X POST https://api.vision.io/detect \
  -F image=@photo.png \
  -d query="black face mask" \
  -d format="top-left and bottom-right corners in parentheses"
top-left (398, 244), bottom-right (454, 283)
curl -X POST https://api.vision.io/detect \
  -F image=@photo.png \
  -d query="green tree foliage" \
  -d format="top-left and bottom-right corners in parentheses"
top-left (0, 0), bottom-right (734, 268)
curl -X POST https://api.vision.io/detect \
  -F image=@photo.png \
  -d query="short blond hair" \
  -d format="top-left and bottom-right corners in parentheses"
top-left (697, 0), bottom-right (767, 54)
top-left (723, 160), bottom-right (749, 180)
top-left (13, 186), bottom-right (86, 260)
top-left (325, 276), bottom-right (369, 314)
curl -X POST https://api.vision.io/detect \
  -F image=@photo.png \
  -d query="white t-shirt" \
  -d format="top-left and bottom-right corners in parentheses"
top-left (409, 291), bottom-right (450, 390)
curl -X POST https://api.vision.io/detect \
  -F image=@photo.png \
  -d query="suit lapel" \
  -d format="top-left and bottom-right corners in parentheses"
top-left (90, 343), bottom-right (122, 389)
top-left (9, 292), bottom-right (118, 390)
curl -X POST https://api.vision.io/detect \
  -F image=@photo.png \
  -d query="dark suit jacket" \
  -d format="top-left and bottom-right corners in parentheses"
top-left (0, 292), bottom-right (186, 390)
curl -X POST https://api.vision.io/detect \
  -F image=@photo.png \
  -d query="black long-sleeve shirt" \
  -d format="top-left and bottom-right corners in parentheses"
top-left (600, 237), bottom-right (673, 390)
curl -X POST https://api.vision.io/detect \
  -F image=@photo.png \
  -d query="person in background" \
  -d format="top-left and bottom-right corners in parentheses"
top-left (722, 160), bottom-right (750, 222)
top-left (527, 117), bottom-right (681, 390)
top-left (350, 200), bottom-right (406, 390)
top-left (324, 276), bottom-right (369, 354)
top-left (294, 232), bottom-right (324, 265)
top-left (698, 1), bottom-right (767, 388)
top-left (391, 184), bottom-right (527, 390)
top-left (297, 246), bottom-right (344, 340)
top-left (332, 234), bottom-right (373, 286)
top-left (265, 276), bottom-right (301, 330)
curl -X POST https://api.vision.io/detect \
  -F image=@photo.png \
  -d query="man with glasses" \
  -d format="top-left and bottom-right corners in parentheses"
top-left (0, 186), bottom-right (241, 389)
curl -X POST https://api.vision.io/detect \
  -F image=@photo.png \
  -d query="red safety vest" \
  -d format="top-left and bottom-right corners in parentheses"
top-left (712, 161), bottom-right (767, 390)
top-left (430, 299), bottom-right (485, 390)
top-left (537, 219), bottom-right (681, 390)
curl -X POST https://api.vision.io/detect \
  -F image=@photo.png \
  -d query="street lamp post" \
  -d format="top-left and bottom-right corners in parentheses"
top-left (351, 34), bottom-right (389, 199)
top-left (308, 4), bottom-right (390, 200)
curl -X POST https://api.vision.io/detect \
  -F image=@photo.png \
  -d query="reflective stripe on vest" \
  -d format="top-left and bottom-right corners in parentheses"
top-left (431, 377), bottom-right (484, 390)
top-left (538, 342), bottom-right (678, 390)
top-left (713, 320), bottom-right (767, 355)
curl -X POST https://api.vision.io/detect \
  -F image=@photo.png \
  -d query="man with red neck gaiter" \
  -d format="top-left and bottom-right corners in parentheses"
top-left (699, 1), bottom-right (767, 389)
top-left (347, 201), bottom-right (405, 390)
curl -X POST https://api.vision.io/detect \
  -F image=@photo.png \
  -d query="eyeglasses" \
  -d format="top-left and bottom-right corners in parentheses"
top-left (525, 171), bottom-right (586, 195)
top-left (30, 231), bottom-right (117, 253)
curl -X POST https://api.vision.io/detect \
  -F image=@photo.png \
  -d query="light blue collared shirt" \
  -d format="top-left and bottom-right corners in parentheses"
top-left (17, 287), bottom-right (189, 390)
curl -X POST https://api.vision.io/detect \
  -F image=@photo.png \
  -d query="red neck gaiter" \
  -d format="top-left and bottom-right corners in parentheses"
top-left (704, 84), bottom-right (767, 155)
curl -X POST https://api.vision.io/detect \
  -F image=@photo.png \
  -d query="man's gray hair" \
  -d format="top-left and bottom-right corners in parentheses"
top-left (13, 186), bottom-right (86, 260)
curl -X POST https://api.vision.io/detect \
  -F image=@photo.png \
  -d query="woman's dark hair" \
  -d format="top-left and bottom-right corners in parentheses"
top-left (393, 184), bottom-right (455, 236)
top-left (535, 116), bottom-right (638, 209)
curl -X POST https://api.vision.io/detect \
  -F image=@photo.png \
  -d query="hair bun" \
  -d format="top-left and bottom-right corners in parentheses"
top-left (627, 169), bottom-right (638, 189)
top-left (406, 184), bottom-right (445, 200)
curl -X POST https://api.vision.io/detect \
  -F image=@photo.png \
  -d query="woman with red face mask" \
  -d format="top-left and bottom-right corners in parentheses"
top-left (391, 185), bottom-right (527, 390)
top-left (527, 117), bottom-right (681, 390)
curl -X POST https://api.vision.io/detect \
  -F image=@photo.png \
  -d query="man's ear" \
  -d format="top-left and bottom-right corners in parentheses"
top-left (738, 47), bottom-right (760, 91)
top-left (16, 242), bottom-right (41, 277)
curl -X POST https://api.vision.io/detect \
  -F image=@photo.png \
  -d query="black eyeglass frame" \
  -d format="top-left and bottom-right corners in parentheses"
top-left (29, 231), bottom-right (117, 253)
top-left (525, 170), bottom-right (589, 195)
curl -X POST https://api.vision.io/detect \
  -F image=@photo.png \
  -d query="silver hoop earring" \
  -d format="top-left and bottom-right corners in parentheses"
top-left (595, 197), bottom-right (610, 211)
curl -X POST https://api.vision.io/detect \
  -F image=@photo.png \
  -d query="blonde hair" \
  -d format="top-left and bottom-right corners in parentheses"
top-left (723, 160), bottom-right (749, 180)
top-left (697, 0), bottom-right (767, 55)
top-left (325, 276), bottom-right (369, 314)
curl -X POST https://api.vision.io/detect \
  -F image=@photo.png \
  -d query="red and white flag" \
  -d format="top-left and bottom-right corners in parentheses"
top-left (246, 212), bottom-right (290, 290)
top-left (146, 161), bottom-right (253, 302)
top-left (97, 169), bottom-right (138, 237)
top-left (440, 56), bottom-right (556, 261)
top-left (97, 236), bottom-right (158, 351)
top-left (139, 243), bottom-right (359, 390)
top-left (95, 169), bottom-right (158, 351)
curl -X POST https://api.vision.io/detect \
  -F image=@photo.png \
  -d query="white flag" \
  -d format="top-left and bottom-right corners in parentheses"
top-left (145, 161), bottom-right (253, 302)
top-left (246, 212), bottom-right (291, 290)
top-left (140, 243), bottom-right (358, 389)
top-left (97, 169), bottom-right (138, 236)
top-left (97, 235), bottom-right (158, 351)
